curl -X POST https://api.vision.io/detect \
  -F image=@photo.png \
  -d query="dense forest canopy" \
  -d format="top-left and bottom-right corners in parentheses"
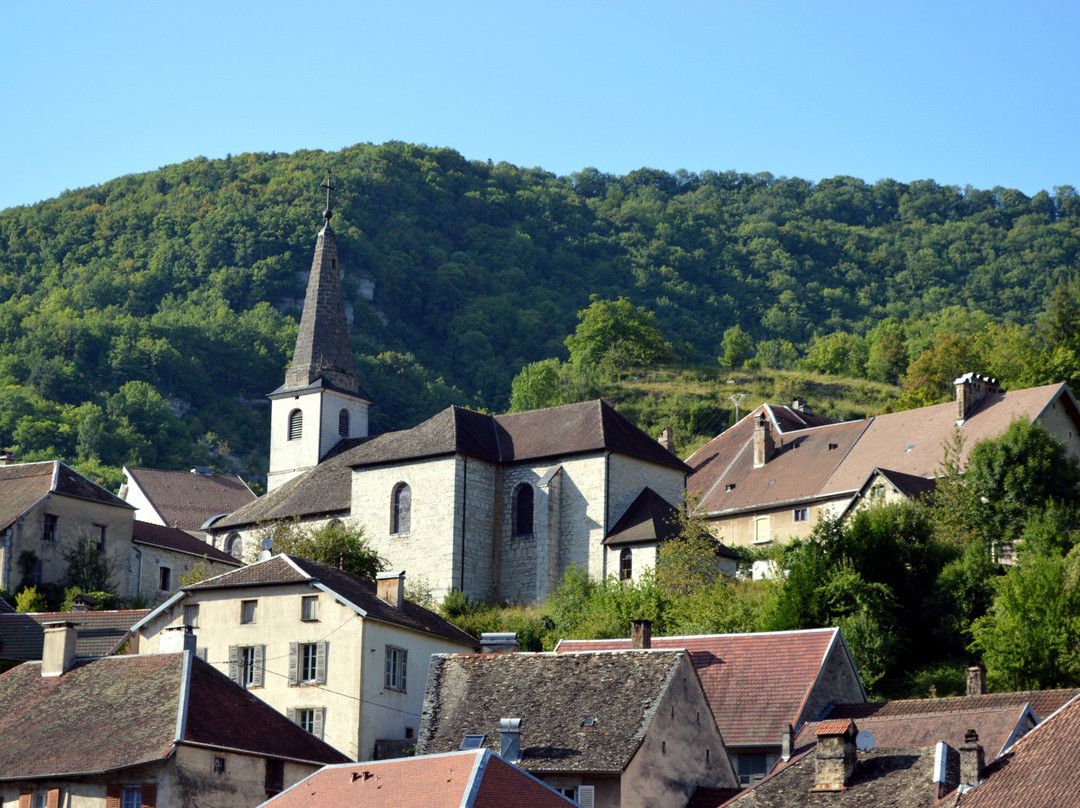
top-left (1, 141), bottom-right (1079, 485)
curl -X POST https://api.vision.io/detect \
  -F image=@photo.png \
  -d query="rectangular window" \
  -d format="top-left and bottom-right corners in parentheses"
top-left (289, 641), bottom-right (327, 685)
top-left (301, 643), bottom-right (318, 682)
top-left (213, 757), bottom-right (226, 774)
top-left (385, 645), bottom-right (407, 692)
top-left (241, 600), bottom-right (257, 624)
top-left (735, 753), bottom-right (777, 786)
top-left (229, 645), bottom-right (265, 688)
top-left (301, 595), bottom-right (319, 621)
top-left (42, 514), bottom-right (58, 542)
top-left (793, 507), bottom-right (808, 522)
top-left (31, 794), bottom-right (47, 808)
top-left (265, 759), bottom-right (285, 794)
top-left (159, 567), bottom-right (172, 591)
top-left (752, 516), bottom-right (771, 544)
top-left (121, 788), bottom-right (141, 808)
top-left (183, 604), bottom-right (199, 628)
top-left (93, 524), bottom-right (107, 552)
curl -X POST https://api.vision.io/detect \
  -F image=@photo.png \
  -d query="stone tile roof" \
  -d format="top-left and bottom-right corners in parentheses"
top-left (124, 467), bottom-right (256, 531)
top-left (0, 461), bottom-right (133, 530)
top-left (264, 750), bottom-right (576, 808)
top-left (954, 694), bottom-right (1080, 808)
top-left (185, 554), bottom-right (477, 646)
top-left (603, 488), bottom-right (739, 558)
top-left (417, 650), bottom-right (691, 772)
top-left (555, 628), bottom-right (854, 747)
top-left (0, 609), bottom-right (149, 660)
top-left (0, 652), bottom-right (348, 779)
top-left (216, 399), bottom-right (687, 529)
top-left (132, 519), bottom-right (240, 565)
top-left (721, 745), bottom-right (959, 808)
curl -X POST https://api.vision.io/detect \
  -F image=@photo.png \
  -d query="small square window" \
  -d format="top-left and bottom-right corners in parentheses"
top-left (793, 507), bottom-right (808, 523)
top-left (213, 756), bottom-right (226, 774)
top-left (159, 567), bottom-right (172, 591)
top-left (183, 604), bottom-right (199, 628)
top-left (241, 600), bottom-right (257, 624)
top-left (31, 794), bottom-right (47, 808)
top-left (301, 595), bottom-right (319, 621)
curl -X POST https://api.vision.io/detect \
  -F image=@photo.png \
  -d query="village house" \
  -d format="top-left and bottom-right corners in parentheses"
top-left (207, 193), bottom-right (691, 603)
top-left (258, 749), bottom-right (577, 808)
top-left (0, 622), bottom-right (348, 808)
top-left (688, 376), bottom-right (1080, 548)
top-left (130, 520), bottom-right (240, 604)
top-left (416, 647), bottom-right (738, 808)
top-left (556, 625), bottom-right (866, 787)
top-left (131, 554), bottom-right (478, 762)
top-left (120, 466), bottom-right (256, 545)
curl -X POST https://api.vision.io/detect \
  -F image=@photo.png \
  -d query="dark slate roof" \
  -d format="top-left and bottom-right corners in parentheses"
top-left (0, 610), bottom-right (149, 660)
top-left (0, 461), bottom-right (133, 530)
top-left (0, 652), bottom-right (348, 779)
top-left (124, 467), bottom-right (256, 531)
top-left (871, 468), bottom-right (938, 499)
top-left (603, 488), bottom-right (739, 558)
top-left (185, 554), bottom-right (477, 647)
top-left (263, 750), bottom-right (576, 808)
top-left (132, 520), bottom-right (240, 565)
top-left (955, 694), bottom-right (1080, 808)
top-left (721, 745), bottom-right (959, 808)
top-left (556, 628), bottom-right (858, 748)
top-left (417, 650), bottom-right (691, 773)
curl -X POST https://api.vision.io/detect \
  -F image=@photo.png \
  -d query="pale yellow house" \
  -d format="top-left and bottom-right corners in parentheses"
top-left (131, 554), bottom-right (477, 762)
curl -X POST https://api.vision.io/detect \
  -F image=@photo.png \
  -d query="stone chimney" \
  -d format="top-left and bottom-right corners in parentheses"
top-left (658, 427), bottom-right (675, 453)
top-left (480, 632), bottom-right (520, 653)
top-left (966, 664), bottom-right (987, 696)
top-left (812, 719), bottom-right (858, 792)
top-left (631, 619), bottom-right (652, 649)
top-left (791, 397), bottom-right (812, 414)
top-left (955, 373), bottom-right (999, 421)
top-left (41, 621), bottom-right (78, 677)
top-left (781, 723), bottom-right (793, 761)
top-left (376, 570), bottom-right (405, 610)
top-left (160, 624), bottom-right (198, 655)
top-left (753, 412), bottom-right (774, 469)
top-left (0, 450), bottom-right (14, 466)
top-left (959, 729), bottom-right (984, 787)
top-left (499, 718), bottom-right (522, 763)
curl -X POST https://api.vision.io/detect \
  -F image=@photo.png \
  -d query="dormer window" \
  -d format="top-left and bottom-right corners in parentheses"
top-left (288, 409), bottom-right (303, 441)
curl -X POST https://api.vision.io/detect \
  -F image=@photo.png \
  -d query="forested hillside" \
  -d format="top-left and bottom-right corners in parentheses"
top-left (2, 141), bottom-right (1079, 486)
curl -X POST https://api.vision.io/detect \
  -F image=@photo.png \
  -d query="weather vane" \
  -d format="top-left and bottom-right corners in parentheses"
top-left (322, 168), bottom-right (334, 222)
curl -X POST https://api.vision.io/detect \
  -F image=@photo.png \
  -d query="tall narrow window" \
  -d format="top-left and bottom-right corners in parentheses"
top-left (338, 408), bottom-right (350, 437)
top-left (392, 483), bottom-right (411, 534)
top-left (288, 409), bottom-right (303, 440)
top-left (42, 514), bottom-right (58, 542)
top-left (619, 548), bottom-right (633, 581)
top-left (512, 484), bottom-right (534, 537)
top-left (226, 533), bottom-right (243, 560)
top-left (385, 645), bottom-right (407, 691)
top-left (159, 567), bottom-right (172, 591)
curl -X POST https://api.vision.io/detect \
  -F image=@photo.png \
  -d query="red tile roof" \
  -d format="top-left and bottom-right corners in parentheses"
top-left (132, 519), bottom-right (240, 565)
top-left (125, 467), bottom-right (256, 531)
top-left (263, 750), bottom-right (576, 808)
top-left (555, 628), bottom-right (860, 747)
top-left (0, 609), bottom-right (149, 660)
top-left (816, 718), bottom-right (855, 736)
top-left (0, 461), bottom-right (132, 530)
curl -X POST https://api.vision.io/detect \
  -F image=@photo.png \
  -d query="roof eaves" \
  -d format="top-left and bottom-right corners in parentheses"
top-left (694, 439), bottom-right (753, 514)
top-left (997, 704), bottom-right (1036, 758)
top-left (130, 591), bottom-right (187, 634)
top-left (130, 538), bottom-right (241, 566)
top-left (462, 747), bottom-right (488, 808)
top-left (175, 650), bottom-right (192, 742)
top-left (705, 489), bottom-right (858, 518)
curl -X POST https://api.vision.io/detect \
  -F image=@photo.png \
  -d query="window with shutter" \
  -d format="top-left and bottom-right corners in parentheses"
top-left (288, 409), bottom-right (303, 440)
top-left (252, 645), bottom-right (265, 688)
top-left (105, 786), bottom-right (121, 808)
top-left (228, 646), bottom-right (239, 683)
top-left (385, 645), bottom-right (407, 691)
top-left (577, 785), bottom-right (595, 808)
top-left (338, 408), bottom-right (350, 437)
top-left (316, 641), bottom-right (328, 684)
top-left (46, 789), bottom-right (59, 808)
top-left (313, 707), bottom-right (325, 739)
top-left (288, 643), bottom-right (299, 686)
top-left (141, 784), bottom-right (156, 808)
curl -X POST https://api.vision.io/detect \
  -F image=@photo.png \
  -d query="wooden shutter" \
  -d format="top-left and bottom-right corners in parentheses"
top-left (286, 707), bottom-right (296, 723)
top-left (46, 789), bottom-right (60, 808)
top-left (141, 784), bottom-right (156, 808)
top-left (105, 786), bottom-right (121, 808)
top-left (288, 643), bottom-right (298, 686)
top-left (577, 785), bottom-right (595, 808)
top-left (315, 641), bottom-right (328, 685)
top-left (253, 645), bottom-right (265, 688)
top-left (196, 647), bottom-right (208, 661)
top-left (401, 648), bottom-right (407, 692)
top-left (19, 793), bottom-right (31, 808)
top-left (228, 646), bottom-right (239, 683)
top-left (313, 707), bottom-right (325, 739)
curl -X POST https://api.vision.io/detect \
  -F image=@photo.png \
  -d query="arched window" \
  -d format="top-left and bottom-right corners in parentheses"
top-left (338, 408), bottom-right (350, 438)
top-left (288, 409), bottom-right (303, 441)
top-left (619, 548), bottom-right (633, 581)
top-left (392, 483), bottom-right (411, 534)
top-left (226, 533), bottom-right (243, 560)
top-left (512, 484), bottom-right (534, 537)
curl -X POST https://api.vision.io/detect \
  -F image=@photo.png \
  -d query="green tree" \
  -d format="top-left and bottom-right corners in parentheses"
top-left (61, 539), bottom-right (117, 593)
top-left (719, 325), bottom-right (752, 371)
top-left (15, 586), bottom-right (47, 613)
top-left (508, 358), bottom-right (565, 412)
top-left (262, 520), bottom-right (385, 581)
top-left (564, 296), bottom-right (673, 371)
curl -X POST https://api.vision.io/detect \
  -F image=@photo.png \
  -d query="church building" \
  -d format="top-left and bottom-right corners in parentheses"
top-left (208, 178), bottom-right (689, 602)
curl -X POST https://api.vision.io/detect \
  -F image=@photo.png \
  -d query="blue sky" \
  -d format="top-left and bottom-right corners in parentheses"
top-left (2, 1), bottom-right (1077, 212)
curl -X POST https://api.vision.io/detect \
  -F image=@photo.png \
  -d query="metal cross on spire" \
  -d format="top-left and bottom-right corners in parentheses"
top-left (322, 168), bottom-right (334, 222)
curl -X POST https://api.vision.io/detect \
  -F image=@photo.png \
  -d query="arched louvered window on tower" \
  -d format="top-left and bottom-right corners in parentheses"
top-left (619, 548), bottom-right (633, 581)
top-left (288, 409), bottom-right (303, 441)
top-left (512, 484), bottom-right (534, 537)
top-left (392, 483), bottom-right (411, 534)
top-left (338, 408), bottom-right (350, 438)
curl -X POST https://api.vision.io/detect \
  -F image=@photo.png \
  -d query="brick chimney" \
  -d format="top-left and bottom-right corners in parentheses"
top-left (966, 664), bottom-right (987, 696)
top-left (160, 624), bottom-right (198, 655)
top-left (376, 570), bottom-right (405, 609)
top-left (0, 450), bottom-right (14, 466)
top-left (631, 619), bottom-right (652, 649)
top-left (812, 719), bottom-right (858, 791)
top-left (480, 632), bottom-right (519, 653)
top-left (658, 427), bottom-right (675, 453)
top-left (753, 412), bottom-right (774, 468)
top-left (959, 729), bottom-right (984, 787)
top-left (955, 373), bottom-right (999, 421)
top-left (41, 621), bottom-right (78, 677)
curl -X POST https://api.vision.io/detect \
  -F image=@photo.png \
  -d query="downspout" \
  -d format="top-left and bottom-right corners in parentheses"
top-left (603, 451), bottom-right (611, 578)
top-left (134, 548), bottom-right (143, 599)
top-left (459, 455), bottom-right (468, 593)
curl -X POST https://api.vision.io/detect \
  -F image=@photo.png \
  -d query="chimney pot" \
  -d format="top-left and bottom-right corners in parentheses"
top-left (376, 570), bottom-right (406, 610)
top-left (658, 427), bottom-right (675, 453)
top-left (161, 624), bottom-right (198, 655)
top-left (480, 632), bottom-right (519, 653)
top-left (813, 720), bottom-right (857, 791)
top-left (631, 619), bottom-right (652, 649)
top-left (41, 621), bottom-right (78, 677)
top-left (960, 728), bottom-right (985, 787)
top-left (966, 664), bottom-right (987, 696)
top-left (754, 413), bottom-right (774, 468)
top-left (0, 450), bottom-right (14, 466)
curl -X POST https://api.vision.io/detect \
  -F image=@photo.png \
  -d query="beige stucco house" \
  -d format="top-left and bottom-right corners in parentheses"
top-left (131, 554), bottom-right (477, 762)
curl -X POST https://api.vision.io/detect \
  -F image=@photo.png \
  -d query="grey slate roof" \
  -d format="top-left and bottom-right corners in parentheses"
top-left (132, 519), bottom-right (240, 565)
top-left (0, 461), bottom-right (133, 530)
top-left (417, 650), bottom-right (693, 773)
top-left (184, 554), bottom-right (477, 647)
top-left (124, 467), bottom-right (256, 531)
top-left (0, 609), bottom-right (149, 660)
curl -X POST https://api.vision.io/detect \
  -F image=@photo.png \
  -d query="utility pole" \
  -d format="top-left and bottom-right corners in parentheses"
top-left (728, 393), bottom-right (746, 425)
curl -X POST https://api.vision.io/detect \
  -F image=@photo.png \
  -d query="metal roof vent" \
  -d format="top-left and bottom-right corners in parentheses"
top-left (499, 718), bottom-right (522, 763)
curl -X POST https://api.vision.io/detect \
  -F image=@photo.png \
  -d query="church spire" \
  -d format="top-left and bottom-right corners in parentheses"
top-left (283, 170), bottom-right (365, 396)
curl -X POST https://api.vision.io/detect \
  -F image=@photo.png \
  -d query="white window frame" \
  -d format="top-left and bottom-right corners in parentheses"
top-left (385, 645), bottom-right (407, 692)
top-left (120, 787), bottom-right (141, 808)
top-left (240, 599), bottom-right (257, 624)
top-left (793, 507), bottom-right (808, 523)
top-left (301, 595), bottom-right (319, 621)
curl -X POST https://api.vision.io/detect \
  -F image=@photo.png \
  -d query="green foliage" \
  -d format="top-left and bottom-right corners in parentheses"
top-left (61, 540), bottom-right (117, 593)
top-left (262, 519), bottom-right (385, 581)
top-left (60, 587), bottom-right (115, 611)
top-left (564, 296), bottom-right (673, 372)
top-left (15, 586), bottom-right (47, 613)
top-left (719, 325), bottom-right (752, 371)
top-left (178, 558), bottom-right (213, 588)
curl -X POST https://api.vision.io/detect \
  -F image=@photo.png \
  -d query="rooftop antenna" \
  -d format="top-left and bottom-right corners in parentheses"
top-left (321, 168), bottom-right (334, 223)
top-left (728, 393), bottom-right (746, 424)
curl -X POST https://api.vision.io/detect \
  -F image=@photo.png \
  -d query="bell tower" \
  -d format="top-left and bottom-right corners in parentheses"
top-left (267, 170), bottom-right (372, 491)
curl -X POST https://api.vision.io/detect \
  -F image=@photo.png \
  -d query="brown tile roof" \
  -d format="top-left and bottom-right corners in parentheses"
top-left (954, 694), bottom-right (1080, 808)
top-left (603, 487), bottom-right (683, 545)
top-left (555, 628), bottom-right (856, 748)
top-left (263, 750), bottom-right (576, 808)
top-left (0, 609), bottom-right (149, 660)
top-left (0, 461), bottom-right (132, 530)
top-left (132, 519), bottom-right (240, 565)
top-left (0, 652), bottom-right (348, 779)
top-left (417, 650), bottom-right (692, 772)
top-left (185, 554), bottom-right (477, 646)
top-left (125, 467), bottom-right (256, 531)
